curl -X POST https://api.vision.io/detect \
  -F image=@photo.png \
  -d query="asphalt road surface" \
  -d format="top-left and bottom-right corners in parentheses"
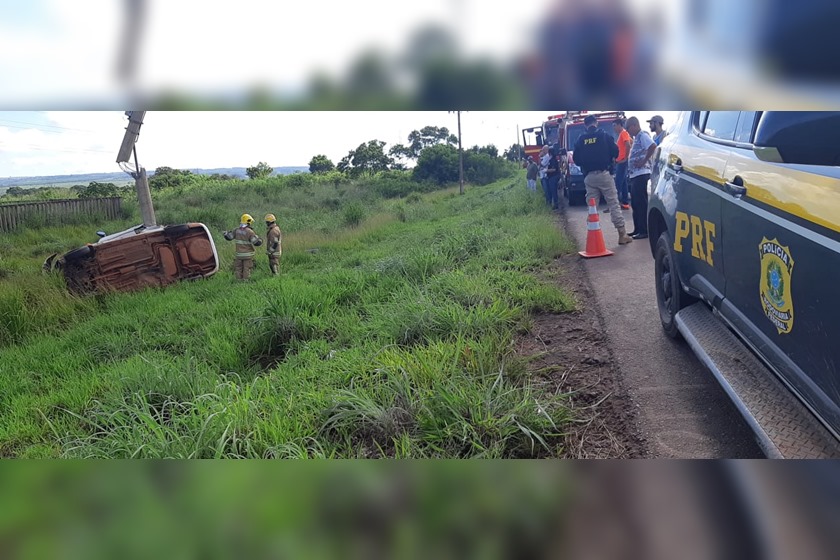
top-left (563, 201), bottom-right (763, 458)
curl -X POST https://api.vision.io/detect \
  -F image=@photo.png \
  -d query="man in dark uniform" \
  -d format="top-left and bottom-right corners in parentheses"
top-left (573, 115), bottom-right (633, 245)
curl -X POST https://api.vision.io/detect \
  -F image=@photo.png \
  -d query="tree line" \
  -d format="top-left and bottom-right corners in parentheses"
top-left (4, 125), bottom-right (526, 203)
top-left (309, 125), bottom-right (523, 185)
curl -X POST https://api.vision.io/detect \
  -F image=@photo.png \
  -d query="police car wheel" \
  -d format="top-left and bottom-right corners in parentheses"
top-left (654, 232), bottom-right (695, 339)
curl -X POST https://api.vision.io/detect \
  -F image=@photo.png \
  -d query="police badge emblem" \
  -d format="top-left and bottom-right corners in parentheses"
top-left (759, 237), bottom-right (795, 334)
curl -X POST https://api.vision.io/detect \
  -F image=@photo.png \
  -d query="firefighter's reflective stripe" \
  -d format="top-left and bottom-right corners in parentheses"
top-left (234, 239), bottom-right (255, 257)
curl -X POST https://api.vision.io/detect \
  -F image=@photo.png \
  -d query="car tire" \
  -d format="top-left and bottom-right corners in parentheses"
top-left (63, 245), bottom-right (93, 262)
top-left (654, 232), bottom-right (696, 339)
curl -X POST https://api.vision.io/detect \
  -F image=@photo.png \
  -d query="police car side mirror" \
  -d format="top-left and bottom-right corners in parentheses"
top-left (753, 111), bottom-right (840, 166)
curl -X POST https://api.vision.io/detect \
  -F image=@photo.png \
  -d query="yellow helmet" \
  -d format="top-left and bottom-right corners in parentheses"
top-left (240, 213), bottom-right (254, 226)
top-left (264, 213), bottom-right (276, 223)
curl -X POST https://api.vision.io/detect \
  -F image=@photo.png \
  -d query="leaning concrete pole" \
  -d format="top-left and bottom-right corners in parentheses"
top-left (135, 159), bottom-right (156, 227)
top-left (117, 110), bottom-right (156, 227)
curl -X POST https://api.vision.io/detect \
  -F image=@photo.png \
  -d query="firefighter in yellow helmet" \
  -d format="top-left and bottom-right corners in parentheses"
top-left (264, 213), bottom-right (282, 275)
top-left (223, 213), bottom-right (262, 280)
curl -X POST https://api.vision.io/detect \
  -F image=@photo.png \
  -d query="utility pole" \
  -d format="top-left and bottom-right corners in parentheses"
top-left (457, 111), bottom-right (464, 195)
top-left (117, 0), bottom-right (146, 103)
top-left (117, 110), bottom-right (156, 228)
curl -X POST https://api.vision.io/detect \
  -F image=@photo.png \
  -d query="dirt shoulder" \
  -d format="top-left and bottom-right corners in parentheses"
top-left (517, 211), bottom-right (649, 459)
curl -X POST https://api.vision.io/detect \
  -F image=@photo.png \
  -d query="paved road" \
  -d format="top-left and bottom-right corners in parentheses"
top-left (563, 202), bottom-right (763, 458)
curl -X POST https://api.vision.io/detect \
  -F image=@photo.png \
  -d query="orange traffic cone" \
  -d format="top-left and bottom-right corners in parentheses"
top-left (579, 197), bottom-right (614, 258)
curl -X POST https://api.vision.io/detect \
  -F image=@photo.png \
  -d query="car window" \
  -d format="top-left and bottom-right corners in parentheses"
top-left (696, 111), bottom-right (709, 131)
top-left (703, 111), bottom-right (740, 141)
top-left (734, 111), bottom-right (758, 143)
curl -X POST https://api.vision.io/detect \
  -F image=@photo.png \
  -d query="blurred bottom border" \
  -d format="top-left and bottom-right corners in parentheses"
top-left (0, 460), bottom-right (836, 559)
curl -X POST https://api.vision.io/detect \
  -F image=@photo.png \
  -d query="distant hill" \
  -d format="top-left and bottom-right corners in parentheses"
top-left (0, 166), bottom-right (310, 190)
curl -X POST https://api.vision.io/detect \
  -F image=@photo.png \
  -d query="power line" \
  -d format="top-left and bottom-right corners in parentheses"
top-left (0, 122), bottom-right (70, 135)
top-left (0, 117), bottom-right (100, 134)
top-left (0, 141), bottom-right (113, 155)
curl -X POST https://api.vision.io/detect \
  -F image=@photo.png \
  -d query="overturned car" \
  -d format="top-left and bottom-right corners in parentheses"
top-left (44, 222), bottom-right (219, 295)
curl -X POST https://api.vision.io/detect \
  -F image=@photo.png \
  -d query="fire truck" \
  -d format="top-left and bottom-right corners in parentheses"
top-left (521, 111), bottom-right (624, 205)
top-left (521, 111), bottom-right (585, 162)
top-left (561, 111), bottom-right (624, 205)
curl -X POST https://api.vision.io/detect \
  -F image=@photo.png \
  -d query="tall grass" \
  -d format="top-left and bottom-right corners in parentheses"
top-left (0, 172), bottom-right (580, 458)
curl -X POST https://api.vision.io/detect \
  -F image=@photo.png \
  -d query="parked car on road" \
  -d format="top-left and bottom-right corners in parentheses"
top-left (647, 111), bottom-right (840, 449)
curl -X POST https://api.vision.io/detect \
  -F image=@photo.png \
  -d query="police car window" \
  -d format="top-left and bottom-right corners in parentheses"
top-left (703, 111), bottom-right (740, 141)
top-left (734, 111), bottom-right (757, 143)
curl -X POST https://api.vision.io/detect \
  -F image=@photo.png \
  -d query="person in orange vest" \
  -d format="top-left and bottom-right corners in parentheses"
top-left (264, 213), bottom-right (282, 275)
top-left (223, 213), bottom-right (262, 280)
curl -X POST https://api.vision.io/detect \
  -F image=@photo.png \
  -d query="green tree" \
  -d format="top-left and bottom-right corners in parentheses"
top-left (413, 143), bottom-right (459, 184)
top-left (148, 167), bottom-right (197, 190)
top-left (75, 181), bottom-right (120, 198)
top-left (308, 154), bottom-right (335, 175)
top-left (503, 144), bottom-right (523, 162)
top-left (341, 140), bottom-right (393, 177)
top-left (469, 144), bottom-right (498, 158)
top-left (388, 143), bottom-right (414, 163)
top-left (405, 126), bottom-right (454, 158)
top-left (246, 161), bottom-right (274, 180)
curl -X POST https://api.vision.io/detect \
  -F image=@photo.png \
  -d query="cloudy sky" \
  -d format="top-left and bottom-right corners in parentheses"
top-left (0, 0), bottom-right (554, 106)
top-left (0, 111), bottom-right (677, 177)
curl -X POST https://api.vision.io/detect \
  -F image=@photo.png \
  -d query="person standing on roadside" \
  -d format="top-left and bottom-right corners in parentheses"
top-left (545, 145), bottom-right (561, 210)
top-left (613, 117), bottom-right (632, 209)
top-left (626, 116), bottom-right (657, 239)
top-left (648, 115), bottom-right (667, 145)
top-left (526, 156), bottom-right (539, 192)
top-left (573, 115), bottom-right (633, 245)
top-left (538, 145), bottom-right (551, 202)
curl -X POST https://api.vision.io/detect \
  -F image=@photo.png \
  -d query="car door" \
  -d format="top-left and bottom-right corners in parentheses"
top-left (665, 111), bottom-right (734, 304)
top-left (720, 111), bottom-right (840, 434)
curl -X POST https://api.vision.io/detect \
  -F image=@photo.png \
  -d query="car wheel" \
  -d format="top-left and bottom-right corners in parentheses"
top-left (63, 245), bottom-right (93, 262)
top-left (654, 232), bottom-right (696, 338)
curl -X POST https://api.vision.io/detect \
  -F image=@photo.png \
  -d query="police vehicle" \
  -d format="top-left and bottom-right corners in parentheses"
top-left (647, 111), bottom-right (840, 457)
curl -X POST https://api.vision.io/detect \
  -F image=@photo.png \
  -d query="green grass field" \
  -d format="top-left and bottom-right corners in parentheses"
top-left (0, 172), bottom-right (579, 458)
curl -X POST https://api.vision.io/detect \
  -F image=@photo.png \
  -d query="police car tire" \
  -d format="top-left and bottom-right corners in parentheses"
top-left (654, 232), bottom-right (696, 339)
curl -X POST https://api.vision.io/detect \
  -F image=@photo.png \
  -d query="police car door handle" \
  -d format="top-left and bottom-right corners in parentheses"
top-left (668, 159), bottom-right (682, 172)
top-left (724, 181), bottom-right (747, 198)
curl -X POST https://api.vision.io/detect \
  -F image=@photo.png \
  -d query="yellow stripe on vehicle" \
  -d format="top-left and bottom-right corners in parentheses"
top-left (727, 151), bottom-right (840, 235)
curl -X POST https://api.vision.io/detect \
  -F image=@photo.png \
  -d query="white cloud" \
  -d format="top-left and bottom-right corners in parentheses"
top-left (1, 111), bottom-right (679, 177)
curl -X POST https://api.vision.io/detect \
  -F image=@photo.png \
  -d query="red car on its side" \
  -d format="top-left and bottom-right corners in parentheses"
top-left (45, 222), bottom-right (219, 295)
